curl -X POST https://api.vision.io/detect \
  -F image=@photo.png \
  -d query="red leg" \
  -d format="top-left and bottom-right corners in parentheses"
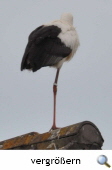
top-left (50, 68), bottom-right (60, 130)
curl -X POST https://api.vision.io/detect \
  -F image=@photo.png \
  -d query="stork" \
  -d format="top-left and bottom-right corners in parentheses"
top-left (21, 13), bottom-right (80, 130)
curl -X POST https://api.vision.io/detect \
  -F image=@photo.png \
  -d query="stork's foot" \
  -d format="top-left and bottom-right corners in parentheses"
top-left (49, 125), bottom-right (60, 131)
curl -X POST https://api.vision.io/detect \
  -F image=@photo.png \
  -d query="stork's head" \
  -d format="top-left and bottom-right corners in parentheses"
top-left (60, 13), bottom-right (73, 25)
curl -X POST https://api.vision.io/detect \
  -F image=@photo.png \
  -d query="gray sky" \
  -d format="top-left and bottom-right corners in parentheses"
top-left (0, 0), bottom-right (112, 149)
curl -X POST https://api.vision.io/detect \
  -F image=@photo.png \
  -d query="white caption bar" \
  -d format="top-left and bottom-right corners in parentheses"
top-left (0, 150), bottom-right (111, 170)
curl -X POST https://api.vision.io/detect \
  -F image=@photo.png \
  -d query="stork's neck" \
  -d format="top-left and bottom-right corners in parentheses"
top-left (60, 13), bottom-right (73, 26)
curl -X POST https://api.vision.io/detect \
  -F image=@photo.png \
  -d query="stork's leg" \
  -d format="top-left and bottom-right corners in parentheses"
top-left (50, 68), bottom-right (60, 130)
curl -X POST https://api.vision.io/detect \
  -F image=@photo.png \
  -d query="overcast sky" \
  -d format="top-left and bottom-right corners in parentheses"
top-left (0, 0), bottom-right (112, 149)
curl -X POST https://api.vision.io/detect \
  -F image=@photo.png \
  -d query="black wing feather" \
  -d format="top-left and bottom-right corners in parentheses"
top-left (21, 25), bottom-right (72, 72)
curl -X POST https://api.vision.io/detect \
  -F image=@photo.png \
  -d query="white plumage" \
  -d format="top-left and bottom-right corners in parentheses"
top-left (44, 13), bottom-right (80, 68)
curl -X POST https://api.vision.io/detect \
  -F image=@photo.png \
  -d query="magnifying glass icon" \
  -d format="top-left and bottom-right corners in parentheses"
top-left (97, 155), bottom-right (111, 168)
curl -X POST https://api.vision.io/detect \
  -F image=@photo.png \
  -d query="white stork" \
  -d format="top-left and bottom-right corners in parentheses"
top-left (21, 13), bottom-right (80, 130)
